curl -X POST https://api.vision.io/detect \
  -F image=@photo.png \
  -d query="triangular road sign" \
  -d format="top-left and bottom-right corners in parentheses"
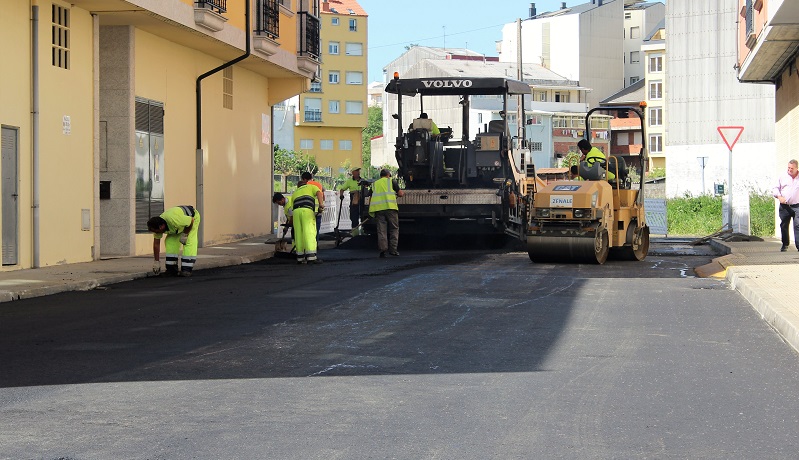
top-left (717, 126), bottom-right (744, 151)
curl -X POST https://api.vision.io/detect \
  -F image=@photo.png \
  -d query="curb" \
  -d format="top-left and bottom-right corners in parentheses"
top-left (727, 266), bottom-right (799, 355)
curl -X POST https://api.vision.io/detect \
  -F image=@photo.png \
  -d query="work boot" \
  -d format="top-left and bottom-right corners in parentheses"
top-left (389, 251), bottom-right (400, 256)
top-left (178, 271), bottom-right (192, 277)
top-left (311, 258), bottom-right (323, 264)
top-left (781, 245), bottom-right (788, 252)
top-left (379, 251), bottom-right (386, 258)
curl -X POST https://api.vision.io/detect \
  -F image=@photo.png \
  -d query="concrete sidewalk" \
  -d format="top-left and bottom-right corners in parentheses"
top-left (0, 235), bottom-right (796, 355)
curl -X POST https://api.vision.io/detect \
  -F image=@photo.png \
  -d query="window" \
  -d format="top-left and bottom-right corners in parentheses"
top-left (329, 71), bottom-right (340, 84)
top-left (345, 71), bottom-right (363, 85)
top-left (649, 107), bottom-right (663, 126)
top-left (304, 97), bottom-right (322, 122)
top-left (630, 51), bottom-right (640, 64)
top-left (538, 91), bottom-right (547, 102)
top-left (346, 101), bottom-right (363, 114)
top-left (329, 100), bottom-right (340, 113)
top-left (222, 67), bottom-right (233, 109)
top-left (332, 17), bottom-right (339, 26)
top-left (339, 140), bottom-right (353, 150)
top-left (618, 133), bottom-right (630, 146)
top-left (649, 81), bottom-right (663, 99)
top-left (320, 139), bottom-right (334, 150)
top-left (309, 81), bottom-right (322, 92)
top-left (649, 134), bottom-right (663, 153)
top-left (477, 113), bottom-right (483, 123)
top-left (52, 5), bottom-right (70, 69)
top-left (530, 141), bottom-right (543, 151)
top-left (528, 115), bottom-right (542, 125)
top-left (649, 54), bottom-right (663, 72)
top-left (554, 92), bottom-right (570, 103)
top-left (300, 139), bottom-right (313, 150)
top-left (349, 18), bottom-right (357, 31)
top-left (630, 26), bottom-right (640, 39)
top-left (345, 42), bottom-right (363, 56)
top-left (329, 41), bottom-right (339, 55)
top-left (630, 76), bottom-right (640, 85)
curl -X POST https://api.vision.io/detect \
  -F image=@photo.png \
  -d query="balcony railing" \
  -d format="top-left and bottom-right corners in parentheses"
top-left (195, 0), bottom-right (227, 14)
top-left (255, 0), bottom-right (280, 39)
top-left (304, 109), bottom-right (322, 122)
top-left (298, 11), bottom-right (321, 61)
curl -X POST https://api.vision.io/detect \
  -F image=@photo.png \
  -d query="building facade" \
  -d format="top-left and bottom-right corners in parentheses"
top-left (623, 2), bottom-right (665, 87)
top-left (737, 0), bottom-right (799, 231)
top-left (666, 0), bottom-right (775, 198)
top-left (642, 21), bottom-right (666, 170)
top-left (294, 0), bottom-right (367, 176)
top-left (0, 0), bottom-right (319, 269)
top-left (498, 0), bottom-right (625, 109)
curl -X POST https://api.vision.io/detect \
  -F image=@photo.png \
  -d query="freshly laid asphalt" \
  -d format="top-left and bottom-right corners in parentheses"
top-left (0, 234), bottom-right (797, 354)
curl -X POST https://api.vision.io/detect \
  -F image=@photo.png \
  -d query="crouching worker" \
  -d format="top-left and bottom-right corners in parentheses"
top-left (291, 179), bottom-right (325, 264)
top-left (148, 205), bottom-right (200, 277)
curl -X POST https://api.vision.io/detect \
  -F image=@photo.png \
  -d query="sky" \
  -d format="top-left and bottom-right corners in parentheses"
top-left (358, 0), bottom-right (572, 83)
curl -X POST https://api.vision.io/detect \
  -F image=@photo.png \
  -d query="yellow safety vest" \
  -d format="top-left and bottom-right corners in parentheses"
top-left (369, 177), bottom-right (399, 215)
top-left (291, 184), bottom-right (321, 212)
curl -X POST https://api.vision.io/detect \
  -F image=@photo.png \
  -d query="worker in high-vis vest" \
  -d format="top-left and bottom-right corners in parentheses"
top-left (368, 169), bottom-right (404, 258)
top-left (577, 139), bottom-right (615, 181)
top-left (148, 205), bottom-right (200, 277)
top-left (290, 179), bottom-right (325, 264)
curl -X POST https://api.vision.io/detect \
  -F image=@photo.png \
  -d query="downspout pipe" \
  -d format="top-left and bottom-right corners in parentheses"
top-left (195, 0), bottom-right (251, 246)
top-left (32, 1), bottom-right (41, 267)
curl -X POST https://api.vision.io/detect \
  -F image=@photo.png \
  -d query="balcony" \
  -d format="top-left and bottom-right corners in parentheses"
top-left (196, 0), bottom-right (226, 13)
top-left (304, 109), bottom-right (322, 122)
top-left (255, 0), bottom-right (280, 40)
top-left (194, 0), bottom-right (227, 32)
top-left (297, 11), bottom-right (321, 61)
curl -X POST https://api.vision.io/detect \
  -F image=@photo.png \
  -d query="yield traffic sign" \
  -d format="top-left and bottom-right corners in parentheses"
top-left (717, 126), bottom-right (744, 151)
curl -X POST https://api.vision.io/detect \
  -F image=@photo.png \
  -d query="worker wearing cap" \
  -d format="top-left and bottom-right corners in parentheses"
top-left (339, 167), bottom-right (365, 230)
top-left (369, 169), bottom-right (404, 257)
top-left (577, 139), bottom-right (615, 181)
top-left (291, 179), bottom-right (324, 264)
top-left (147, 205), bottom-right (201, 277)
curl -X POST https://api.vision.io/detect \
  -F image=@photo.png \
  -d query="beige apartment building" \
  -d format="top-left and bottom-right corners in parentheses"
top-left (0, 0), bottom-right (320, 269)
top-left (295, 0), bottom-right (367, 175)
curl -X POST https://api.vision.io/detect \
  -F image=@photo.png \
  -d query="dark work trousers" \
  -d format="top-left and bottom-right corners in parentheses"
top-left (350, 203), bottom-right (360, 229)
top-left (316, 213), bottom-right (322, 241)
top-left (375, 209), bottom-right (399, 254)
top-left (778, 203), bottom-right (799, 249)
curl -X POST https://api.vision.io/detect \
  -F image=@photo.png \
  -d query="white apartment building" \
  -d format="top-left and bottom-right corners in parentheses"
top-left (624, 2), bottom-right (665, 87)
top-left (498, 0), bottom-right (624, 108)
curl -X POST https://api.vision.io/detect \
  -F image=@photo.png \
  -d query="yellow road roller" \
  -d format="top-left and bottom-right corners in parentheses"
top-left (526, 105), bottom-right (650, 264)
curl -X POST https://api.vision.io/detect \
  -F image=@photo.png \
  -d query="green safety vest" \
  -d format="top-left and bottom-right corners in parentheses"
top-left (586, 147), bottom-right (615, 180)
top-left (368, 177), bottom-right (399, 215)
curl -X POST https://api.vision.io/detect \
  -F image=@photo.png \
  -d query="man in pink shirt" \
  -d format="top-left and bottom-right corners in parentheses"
top-left (773, 159), bottom-right (799, 252)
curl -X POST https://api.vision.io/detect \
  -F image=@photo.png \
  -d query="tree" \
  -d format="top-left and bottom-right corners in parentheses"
top-left (273, 144), bottom-right (319, 192)
top-left (361, 105), bottom-right (383, 178)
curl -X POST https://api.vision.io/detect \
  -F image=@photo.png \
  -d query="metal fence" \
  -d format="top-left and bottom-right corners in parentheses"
top-left (275, 191), bottom-right (353, 238)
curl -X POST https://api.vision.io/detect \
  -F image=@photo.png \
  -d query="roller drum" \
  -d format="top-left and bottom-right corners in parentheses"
top-left (527, 231), bottom-right (609, 264)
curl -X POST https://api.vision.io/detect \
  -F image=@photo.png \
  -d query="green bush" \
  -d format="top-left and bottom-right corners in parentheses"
top-left (665, 193), bottom-right (775, 237)
top-left (750, 194), bottom-right (775, 237)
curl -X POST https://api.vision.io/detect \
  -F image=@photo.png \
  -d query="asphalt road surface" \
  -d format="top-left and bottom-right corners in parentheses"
top-left (2, 238), bottom-right (799, 459)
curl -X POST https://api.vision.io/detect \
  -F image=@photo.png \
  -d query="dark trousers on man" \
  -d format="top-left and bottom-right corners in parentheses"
top-left (375, 209), bottom-right (399, 255)
top-left (779, 203), bottom-right (799, 249)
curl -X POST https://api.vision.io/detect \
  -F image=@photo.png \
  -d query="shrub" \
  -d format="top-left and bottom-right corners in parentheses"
top-left (665, 193), bottom-right (775, 237)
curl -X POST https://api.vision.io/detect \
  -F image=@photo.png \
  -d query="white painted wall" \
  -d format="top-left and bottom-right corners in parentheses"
top-left (665, 0), bottom-right (775, 199)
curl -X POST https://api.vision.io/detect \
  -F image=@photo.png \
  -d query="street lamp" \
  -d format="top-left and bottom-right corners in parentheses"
top-left (697, 156), bottom-right (708, 194)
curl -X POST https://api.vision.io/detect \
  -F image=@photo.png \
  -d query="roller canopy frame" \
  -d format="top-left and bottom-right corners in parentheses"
top-left (385, 77), bottom-right (531, 97)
